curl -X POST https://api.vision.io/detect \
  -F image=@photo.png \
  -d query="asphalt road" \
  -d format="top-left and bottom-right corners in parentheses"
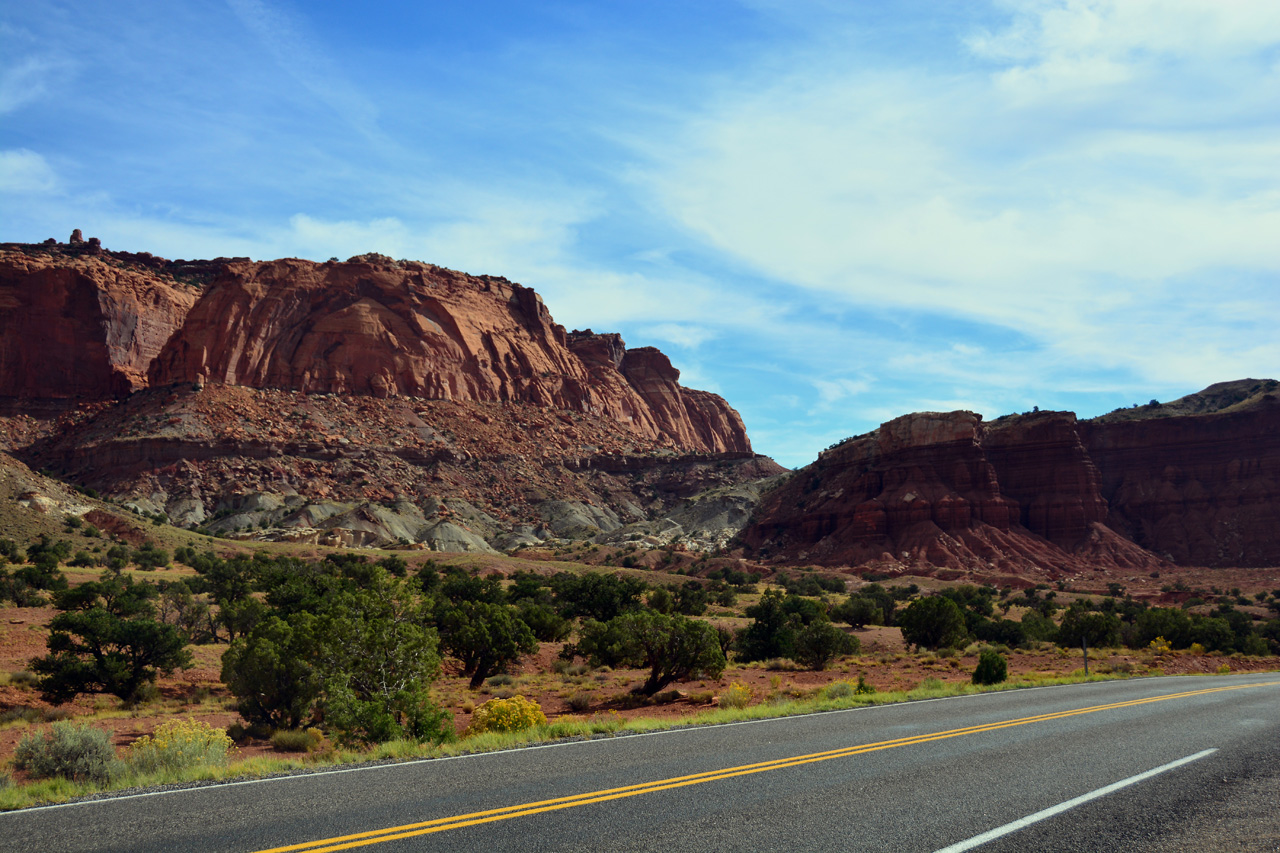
top-left (5, 673), bottom-right (1278, 853)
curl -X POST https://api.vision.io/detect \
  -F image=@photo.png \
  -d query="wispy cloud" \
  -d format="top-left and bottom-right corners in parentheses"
top-left (223, 0), bottom-right (384, 143)
top-left (0, 149), bottom-right (58, 193)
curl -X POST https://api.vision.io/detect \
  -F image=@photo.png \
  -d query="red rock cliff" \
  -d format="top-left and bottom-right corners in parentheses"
top-left (0, 247), bottom-right (198, 399)
top-left (145, 255), bottom-right (750, 453)
top-left (1080, 396), bottom-right (1280, 567)
top-left (742, 387), bottom-right (1280, 571)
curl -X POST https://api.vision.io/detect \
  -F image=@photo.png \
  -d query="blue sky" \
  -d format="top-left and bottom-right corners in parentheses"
top-left (4, 0), bottom-right (1278, 468)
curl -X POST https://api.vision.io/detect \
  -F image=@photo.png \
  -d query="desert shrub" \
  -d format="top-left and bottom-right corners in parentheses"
top-left (734, 590), bottom-right (818, 662)
top-left (466, 695), bottom-right (547, 736)
top-left (1019, 610), bottom-right (1058, 643)
top-left (779, 572), bottom-right (845, 597)
top-left (569, 611), bottom-right (725, 695)
top-left (822, 681), bottom-right (853, 700)
top-left (718, 682), bottom-right (753, 709)
top-left (515, 601), bottom-right (571, 642)
top-left (34, 575), bottom-right (192, 704)
top-left (566, 692), bottom-right (593, 712)
top-left (831, 595), bottom-right (883, 630)
top-left (435, 600), bottom-right (538, 689)
top-left (674, 581), bottom-right (709, 616)
top-left (315, 579), bottom-right (450, 746)
top-left (8, 670), bottom-right (39, 690)
top-left (485, 674), bottom-right (515, 688)
top-left (132, 543), bottom-right (171, 570)
top-left (1148, 636), bottom-right (1173, 654)
top-left (0, 574), bottom-right (47, 607)
top-left (127, 717), bottom-right (234, 774)
top-left (973, 618), bottom-right (1027, 649)
top-left (646, 587), bottom-right (674, 614)
top-left (1241, 635), bottom-right (1270, 656)
top-left (1058, 607), bottom-right (1121, 649)
top-left (222, 614), bottom-right (321, 730)
top-left (918, 677), bottom-right (945, 692)
top-left (897, 596), bottom-right (967, 650)
top-left (1189, 616), bottom-right (1235, 653)
top-left (0, 707), bottom-right (43, 726)
top-left (1131, 607), bottom-right (1192, 649)
top-left (972, 649), bottom-right (1008, 685)
top-left (549, 571), bottom-right (647, 622)
top-left (156, 581), bottom-right (213, 643)
top-left (270, 728), bottom-right (325, 753)
top-left (14, 722), bottom-right (120, 784)
top-left (793, 621), bottom-right (860, 670)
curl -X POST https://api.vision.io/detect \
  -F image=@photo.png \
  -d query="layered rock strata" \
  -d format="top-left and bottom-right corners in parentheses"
top-left (1, 242), bottom-right (750, 455)
top-left (741, 385), bottom-right (1280, 571)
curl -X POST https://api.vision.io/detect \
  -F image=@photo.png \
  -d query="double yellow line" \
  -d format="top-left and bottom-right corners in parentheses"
top-left (258, 681), bottom-right (1276, 853)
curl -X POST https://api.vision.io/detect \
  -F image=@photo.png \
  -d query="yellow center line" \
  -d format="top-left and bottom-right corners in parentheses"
top-left (256, 680), bottom-right (1277, 853)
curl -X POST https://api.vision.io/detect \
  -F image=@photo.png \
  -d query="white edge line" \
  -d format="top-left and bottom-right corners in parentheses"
top-left (931, 748), bottom-right (1219, 853)
top-left (4, 674), bottom-right (1249, 815)
top-left (0, 678), bottom-right (1091, 814)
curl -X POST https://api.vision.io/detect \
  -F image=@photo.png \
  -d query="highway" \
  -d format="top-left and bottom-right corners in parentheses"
top-left (4, 673), bottom-right (1278, 852)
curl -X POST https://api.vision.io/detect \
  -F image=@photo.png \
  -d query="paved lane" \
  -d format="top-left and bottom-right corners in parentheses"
top-left (5, 673), bottom-right (1278, 852)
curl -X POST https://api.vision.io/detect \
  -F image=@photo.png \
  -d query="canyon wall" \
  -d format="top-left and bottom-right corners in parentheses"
top-left (0, 247), bottom-right (198, 399)
top-left (0, 243), bottom-right (749, 455)
top-left (741, 384), bottom-right (1280, 571)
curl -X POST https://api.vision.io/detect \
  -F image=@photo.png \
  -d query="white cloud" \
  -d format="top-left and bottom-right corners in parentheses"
top-left (0, 55), bottom-right (65, 114)
top-left (0, 149), bottom-right (58, 193)
top-left (640, 323), bottom-right (718, 350)
top-left (810, 377), bottom-right (871, 410)
top-left (640, 0), bottom-right (1280, 401)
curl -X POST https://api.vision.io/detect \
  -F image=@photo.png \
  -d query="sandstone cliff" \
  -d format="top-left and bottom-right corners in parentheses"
top-left (1, 242), bottom-right (749, 455)
top-left (1, 238), bottom-right (769, 553)
top-left (740, 382), bottom-right (1280, 573)
top-left (0, 244), bottom-right (198, 399)
top-left (1080, 386), bottom-right (1280, 567)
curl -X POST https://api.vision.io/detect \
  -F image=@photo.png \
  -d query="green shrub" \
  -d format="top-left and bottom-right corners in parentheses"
top-left (568, 611), bottom-right (725, 696)
top-left (972, 649), bottom-right (1008, 685)
top-left (793, 621), bottom-right (860, 670)
top-left (898, 596), bottom-right (968, 650)
top-left (126, 717), bottom-right (235, 774)
top-left (822, 681), bottom-right (854, 700)
top-left (8, 671), bottom-right (39, 689)
top-left (270, 728), bottom-right (325, 753)
top-left (466, 695), bottom-right (547, 736)
top-left (34, 575), bottom-right (192, 704)
top-left (854, 675), bottom-right (876, 695)
top-left (14, 722), bottom-right (120, 784)
top-left (0, 707), bottom-right (42, 726)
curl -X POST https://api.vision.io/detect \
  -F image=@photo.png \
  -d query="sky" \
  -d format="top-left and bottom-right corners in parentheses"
top-left (3, 0), bottom-right (1278, 468)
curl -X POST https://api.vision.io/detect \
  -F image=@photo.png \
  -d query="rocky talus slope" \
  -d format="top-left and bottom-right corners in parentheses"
top-left (739, 380), bottom-right (1280, 574)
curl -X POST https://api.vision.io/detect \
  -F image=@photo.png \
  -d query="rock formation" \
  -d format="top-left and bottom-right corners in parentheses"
top-left (740, 381), bottom-right (1280, 573)
top-left (0, 238), bottom-right (771, 552)
top-left (1080, 384), bottom-right (1280, 567)
top-left (0, 247), bottom-right (198, 399)
top-left (1, 242), bottom-right (749, 455)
